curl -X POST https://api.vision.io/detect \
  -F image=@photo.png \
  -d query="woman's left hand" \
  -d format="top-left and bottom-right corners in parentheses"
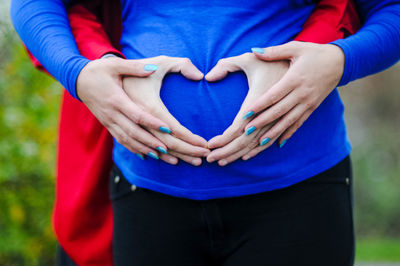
top-left (207, 41), bottom-right (345, 165)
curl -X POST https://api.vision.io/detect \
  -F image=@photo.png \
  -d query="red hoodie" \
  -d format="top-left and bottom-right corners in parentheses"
top-left (27, 1), bottom-right (360, 264)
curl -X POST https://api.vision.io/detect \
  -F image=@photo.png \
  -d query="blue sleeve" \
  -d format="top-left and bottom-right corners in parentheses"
top-left (331, 0), bottom-right (400, 86)
top-left (10, 0), bottom-right (90, 100)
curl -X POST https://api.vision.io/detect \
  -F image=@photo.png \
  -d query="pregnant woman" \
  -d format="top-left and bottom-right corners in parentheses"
top-left (11, 0), bottom-right (400, 265)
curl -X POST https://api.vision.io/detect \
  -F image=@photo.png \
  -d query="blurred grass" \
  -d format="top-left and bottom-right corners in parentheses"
top-left (356, 238), bottom-right (400, 261)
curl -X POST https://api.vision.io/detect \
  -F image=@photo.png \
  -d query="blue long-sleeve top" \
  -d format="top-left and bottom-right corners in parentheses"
top-left (10, 0), bottom-right (400, 200)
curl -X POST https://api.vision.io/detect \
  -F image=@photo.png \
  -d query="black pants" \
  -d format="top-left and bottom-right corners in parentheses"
top-left (109, 156), bottom-right (354, 266)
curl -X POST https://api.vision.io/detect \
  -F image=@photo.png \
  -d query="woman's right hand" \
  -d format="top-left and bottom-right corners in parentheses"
top-left (76, 56), bottom-right (209, 166)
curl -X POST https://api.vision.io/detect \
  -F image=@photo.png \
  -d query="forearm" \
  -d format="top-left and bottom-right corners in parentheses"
top-left (10, 0), bottom-right (89, 99)
top-left (331, 0), bottom-right (400, 85)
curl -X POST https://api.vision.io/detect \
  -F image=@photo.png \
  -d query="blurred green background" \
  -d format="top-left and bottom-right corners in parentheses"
top-left (0, 1), bottom-right (399, 265)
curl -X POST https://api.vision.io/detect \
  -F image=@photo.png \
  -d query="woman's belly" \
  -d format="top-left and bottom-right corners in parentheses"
top-left (113, 0), bottom-right (352, 199)
top-left (159, 72), bottom-right (248, 140)
top-left (120, 0), bottom-right (315, 139)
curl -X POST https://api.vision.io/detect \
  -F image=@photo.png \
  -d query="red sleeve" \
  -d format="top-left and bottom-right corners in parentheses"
top-left (295, 0), bottom-right (361, 44)
top-left (67, 5), bottom-right (124, 60)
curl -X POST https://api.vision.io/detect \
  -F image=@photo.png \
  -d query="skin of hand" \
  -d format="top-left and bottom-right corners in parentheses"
top-left (122, 55), bottom-right (212, 166)
top-left (76, 56), bottom-right (209, 166)
top-left (205, 52), bottom-right (289, 166)
top-left (206, 41), bottom-right (345, 166)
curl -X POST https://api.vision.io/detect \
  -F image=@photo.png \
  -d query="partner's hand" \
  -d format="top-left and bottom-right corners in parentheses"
top-left (205, 52), bottom-right (289, 166)
top-left (123, 55), bottom-right (211, 166)
top-left (241, 41), bottom-right (345, 160)
top-left (76, 56), bottom-right (209, 166)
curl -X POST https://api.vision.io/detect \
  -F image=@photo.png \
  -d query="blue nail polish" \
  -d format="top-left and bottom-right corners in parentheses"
top-left (246, 126), bottom-right (256, 136)
top-left (260, 137), bottom-right (271, 146)
top-left (279, 139), bottom-right (287, 148)
top-left (159, 126), bottom-right (171, 134)
top-left (251, 47), bottom-right (265, 54)
top-left (144, 64), bottom-right (158, 71)
top-left (156, 146), bottom-right (167, 154)
top-left (243, 111), bottom-right (255, 120)
top-left (136, 153), bottom-right (145, 160)
top-left (148, 152), bottom-right (159, 159)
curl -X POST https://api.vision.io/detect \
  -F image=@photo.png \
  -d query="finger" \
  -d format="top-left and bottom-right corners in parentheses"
top-left (150, 105), bottom-right (209, 148)
top-left (207, 127), bottom-right (266, 163)
top-left (244, 72), bottom-right (297, 115)
top-left (245, 89), bottom-right (299, 131)
top-left (251, 41), bottom-right (301, 61)
top-left (110, 58), bottom-right (159, 77)
top-left (170, 57), bottom-right (204, 80)
top-left (205, 56), bottom-right (242, 82)
top-left (116, 113), bottom-right (168, 151)
top-left (216, 126), bottom-right (271, 165)
top-left (207, 120), bottom-right (244, 149)
top-left (109, 124), bottom-right (160, 159)
top-left (258, 104), bottom-right (306, 148)
top-left (151, 129), bottom-right (210, 157)
top-left (241, 135), bottom-right (280, 161)
top-left (168, 150), bottom-right (203, 166)
top-left (159, 153), bottom-right (179, 165)
top-left (278, 109), bottom-right (313, 145)
top-left (117, 95), bottom-right (172, 134)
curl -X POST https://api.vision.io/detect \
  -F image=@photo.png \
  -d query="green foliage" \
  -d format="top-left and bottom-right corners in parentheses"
top-left (356, 238), bottom-right (400, 261)
top-left (0, 42), bottom-right (60, 265)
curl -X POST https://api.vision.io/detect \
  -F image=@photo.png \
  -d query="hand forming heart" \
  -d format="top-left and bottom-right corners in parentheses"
top-left (79, 42), bottom-right (344, 167)
top-left (205, 41), bottom-right (344, 166)
top-left (122, 56), bottom-right (211, 166)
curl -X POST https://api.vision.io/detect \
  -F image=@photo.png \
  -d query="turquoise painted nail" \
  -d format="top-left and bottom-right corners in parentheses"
top-left (243, 111), bottom-right (255, 120)
top-left (144, 64), bottom-right (158, 71)
top-left (159, 126), bottom-right (171, 134)
top-left (136, 153), bottom-right (145, 160)
top-left (279, 139), bottom-right (287, 148)
top-left (156, 146), bottom-right (167, 154)
top-left (246, 126), bottom-right (256, 136)
top-left (251, 47), bottom-right (265, 54)
top-left (148, 152), bottom-right (159, 160)
top-left (260, 137), bottom-right (271, 146)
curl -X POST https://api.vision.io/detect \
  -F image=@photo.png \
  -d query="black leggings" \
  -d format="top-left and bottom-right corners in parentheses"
top-left (109, 156), bottom-right (354, 266)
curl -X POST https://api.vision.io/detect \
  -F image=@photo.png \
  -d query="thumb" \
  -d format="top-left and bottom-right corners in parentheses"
top-left (251, 41), bottom-right (300, 61)
top-left (111, 58), bottom-right (158, 77)
top-left (205, 57), bottom-right (241, 82)
top-left (170, 57), bottom-right (204, 81)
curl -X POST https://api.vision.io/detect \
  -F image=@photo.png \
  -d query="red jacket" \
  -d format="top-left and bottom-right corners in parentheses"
top-left (27, 1), bottom-right (360, 265)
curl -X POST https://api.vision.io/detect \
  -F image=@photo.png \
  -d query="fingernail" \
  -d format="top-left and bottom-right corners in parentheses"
top-left (251, 47), bottom-right (265, 54)
top-left (246, 126), bottom-right (256, 136)
top-left (136, 153), bottom-right (145, 160)
top-left (192, 158), bottom-right (202, 166)
top-left (169, 158), bottom-right (177, 164)
top-left (159, 126), bottom-right (171, 134)
top-left (144, 64), bottom-right (158, 71)
top-left (219, 159), bottom-right (227, 166)
top-left (242, 155), bottom-right (250, 161)
top-left (148, 152), bottom-right (159, 159)
top-left (279, 139), bottom-right (287, 148)
top-left (260, 137), bottom-right (271, 146)
top-left (243, 111), bottom-right (255, 120)
top-left (156, 146), bottom-right (167, 154)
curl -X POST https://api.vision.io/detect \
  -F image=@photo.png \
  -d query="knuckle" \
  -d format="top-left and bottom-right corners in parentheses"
top-left (239, 140), bottom-right (248, 149)
top-left (286, 116), bottom-right (296, 126)
top-left (117, 134), bottom-right (128, 145)
top-left (167, 140), bottom-right (178, 150)
top-left (182, 57), bottom-right (191, 64)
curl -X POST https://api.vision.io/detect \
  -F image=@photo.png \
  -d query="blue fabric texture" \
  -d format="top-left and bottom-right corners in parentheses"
top-left (10, 0), bottom-right (400, 200)
top-left (331, 0), bottom-right (400, 86)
